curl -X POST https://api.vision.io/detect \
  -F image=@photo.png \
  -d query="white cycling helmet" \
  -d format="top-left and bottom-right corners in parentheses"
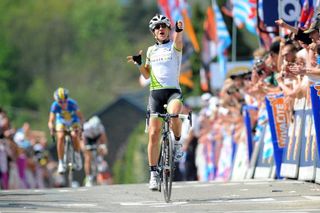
top-left (89, 116), bottom-right (101, 128)
top-left (149, 14), bottom-right (171, 31)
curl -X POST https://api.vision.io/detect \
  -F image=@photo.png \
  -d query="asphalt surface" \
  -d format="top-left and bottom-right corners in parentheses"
top-left (1, 179), bottom-right (320, 212)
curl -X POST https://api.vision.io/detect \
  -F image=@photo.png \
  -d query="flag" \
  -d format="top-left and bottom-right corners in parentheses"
top-left (201, 1), bottom-right (231, 90)
top-left (232, 0), bottom-right (258, 35)
top-left (214, 0), bottom-right (231, 78)
top-left (214, 1), bottom-right (231, 56)
top-left (256, 0), bottom-right (278, 49)
top-left (181, 9), bottom-right (200, 52)
top-left (200, 67), bottom-right (209, 92)
top-left (202, 6), bottom-right (218, 65)
top-left (157, 0), bottom-right (200, 52)
top-left (299, 0), bottom-right (314, 29)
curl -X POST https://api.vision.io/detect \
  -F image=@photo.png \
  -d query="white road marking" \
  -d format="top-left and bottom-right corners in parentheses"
top-left (209, 198), bottom-right (275, 203)
top-left (58, 189), bottom-right (69, 192)
top-left (303, 196), bottom-right (320, 200)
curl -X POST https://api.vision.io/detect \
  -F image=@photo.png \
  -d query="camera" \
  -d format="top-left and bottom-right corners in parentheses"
top-left (254, 59), bottom-right (264, 67)
top-left (257, 69), bottom-right (265, 76)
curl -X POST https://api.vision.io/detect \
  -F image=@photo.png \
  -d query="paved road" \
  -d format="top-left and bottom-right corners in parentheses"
top-left (0, 179), bottom-right (320, 212)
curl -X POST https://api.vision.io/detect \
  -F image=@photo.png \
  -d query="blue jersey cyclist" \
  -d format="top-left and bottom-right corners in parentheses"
top-left (48, 87), bottom-right (84, 174)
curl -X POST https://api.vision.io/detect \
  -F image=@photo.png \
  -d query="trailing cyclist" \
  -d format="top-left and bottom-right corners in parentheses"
top-left (48, 87), bottom-right (84, 174)
top-left (82, 116), bottom-right (108, 187)
top-left (127, 14), bottom-right (184, 190)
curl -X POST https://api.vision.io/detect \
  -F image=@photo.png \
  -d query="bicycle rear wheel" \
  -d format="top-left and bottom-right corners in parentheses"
top-left (64, 136), bottom-right (74, 187)
top-left (161, 135), bottom-right (174, 203)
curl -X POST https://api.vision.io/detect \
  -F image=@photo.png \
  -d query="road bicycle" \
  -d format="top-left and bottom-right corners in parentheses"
top-left (146, 105), bottom-right (192, 202)
top-left (85, 144), bottom-right (98, 186)
top-left (52, 127), bottom-right (76, 187)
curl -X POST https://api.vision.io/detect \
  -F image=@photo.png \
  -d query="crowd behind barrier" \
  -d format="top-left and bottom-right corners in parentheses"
top-left (175, 18), bottom-right (320, 184)
top-left (0, 111), bottom-right (61, 190)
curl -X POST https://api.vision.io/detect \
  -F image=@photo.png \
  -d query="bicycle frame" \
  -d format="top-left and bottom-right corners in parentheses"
top-left (85, 144), bottom-right (98, 185)
top-left (63, 128), bottom-right (74, 188)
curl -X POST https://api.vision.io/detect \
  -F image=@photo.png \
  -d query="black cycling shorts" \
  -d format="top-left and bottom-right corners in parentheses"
top-left (148, 89), bottom-right (183, 114)
top-left (84, 135), bottom-right (101, 146)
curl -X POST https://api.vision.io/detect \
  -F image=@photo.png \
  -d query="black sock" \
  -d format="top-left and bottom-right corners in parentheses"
top-left (150, 166), bottom-right (157, 172)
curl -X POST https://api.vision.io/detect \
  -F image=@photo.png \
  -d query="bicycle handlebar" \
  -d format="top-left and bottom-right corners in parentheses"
top-left (147, 111), bottom-right (192, 127)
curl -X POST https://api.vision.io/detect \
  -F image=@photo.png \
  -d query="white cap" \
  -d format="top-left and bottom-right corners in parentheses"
top-left (201, 93), bottom-right (212, 102)
top-left (209, 96), bottom-right (219, 112)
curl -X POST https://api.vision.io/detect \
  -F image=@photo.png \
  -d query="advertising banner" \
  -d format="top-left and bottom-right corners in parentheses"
top-left (254, 124), bottom-right (275, 179)
top-left (310, 85), bottom-right (320, 157)
top-left (309, 85), bottom-right (320, 183)
top-left (243, 105), bottom-right (254, 160)
top-left (265, 94), bottom-right (288, 178)
top-left (231, 131), bottom-right (249, 180)
top-left (262, 0), bottom-right (303, 27)
top-left (298, 108), bottom-right (317, 180)
top-left (243, 105), bottom-right (259, 161)
top-left (281, 97), bottom-right (306, 178)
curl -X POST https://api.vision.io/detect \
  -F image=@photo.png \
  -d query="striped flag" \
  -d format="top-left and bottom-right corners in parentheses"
top-left (232, 0), bottom-right (258, 35)
top-left (213, 0), bottom-right (231, 77)
top-left (214, 1), bottom-right (231, 56)
top-left (201, 1), bottom-right (231, 90)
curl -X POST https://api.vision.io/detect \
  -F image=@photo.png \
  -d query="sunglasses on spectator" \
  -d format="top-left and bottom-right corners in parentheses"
top-left (227, 87), bottom-right (239, 95)
top-left (154, 23), bottom-right (167, 30)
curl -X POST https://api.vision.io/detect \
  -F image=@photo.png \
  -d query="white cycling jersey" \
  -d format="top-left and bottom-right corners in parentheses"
top-left (83, 122), bottom-right (105, 139)
top-left (146, 40), bottom-right (182, 91)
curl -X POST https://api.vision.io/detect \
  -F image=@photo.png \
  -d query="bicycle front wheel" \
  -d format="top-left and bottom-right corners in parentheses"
top-left (64, 136), bottom-right (74, 187)
top-left (161, 135), bottom-right (174, 203)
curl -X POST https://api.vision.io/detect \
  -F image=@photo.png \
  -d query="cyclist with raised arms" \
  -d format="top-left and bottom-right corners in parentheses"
top-left (127, 14), bottom-right (184, 190)
top-left (48, 87), bottom-right (84, 174)
top-left (82, 116), bottom-right (108, 187)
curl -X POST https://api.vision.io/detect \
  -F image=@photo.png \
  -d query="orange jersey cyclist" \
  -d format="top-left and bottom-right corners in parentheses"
top-left (48, 87), bottom-right (84, 174)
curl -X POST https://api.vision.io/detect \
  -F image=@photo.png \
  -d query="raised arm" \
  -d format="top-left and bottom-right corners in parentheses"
top-left (173, 20), bottom-right (184, 51)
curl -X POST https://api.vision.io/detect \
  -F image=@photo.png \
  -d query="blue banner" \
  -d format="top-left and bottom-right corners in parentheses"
top-left (310, 85), bottom-right (320, 157)
top-left (262, 0), bottom-right (302, 27)
top-left (265, 94), bottom-right (288, 179)
top-left (243, 105), bottom-right (258, 161)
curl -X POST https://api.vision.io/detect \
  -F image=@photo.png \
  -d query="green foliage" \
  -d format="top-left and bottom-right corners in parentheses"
top-left (0, 0), bottom-right (157, 131)
top-left (113, 121), bottom-right (149, 184)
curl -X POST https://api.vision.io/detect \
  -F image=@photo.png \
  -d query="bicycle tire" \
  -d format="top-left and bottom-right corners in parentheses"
top-left (162, 135), bottom-right (173, 203)
top-left (64, 135), bottom-right (74, 187)
top-left (90, 150), bottom-right (98, 185)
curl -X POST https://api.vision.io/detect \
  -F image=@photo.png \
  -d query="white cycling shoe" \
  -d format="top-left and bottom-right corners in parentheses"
top-left (174, 141), bottom-right (184, 162)
top-left (57, 162), bottom-right (66, 174)
top-left (85, 176), bottom-right (93, 187)
top-left (149, 171), bottom-right (158, 191)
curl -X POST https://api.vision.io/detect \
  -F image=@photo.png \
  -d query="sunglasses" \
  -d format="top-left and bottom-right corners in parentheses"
top-left (154, 23), bottom-right (167, 30)
top-left (58, 100), bottom-right (67, 104)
